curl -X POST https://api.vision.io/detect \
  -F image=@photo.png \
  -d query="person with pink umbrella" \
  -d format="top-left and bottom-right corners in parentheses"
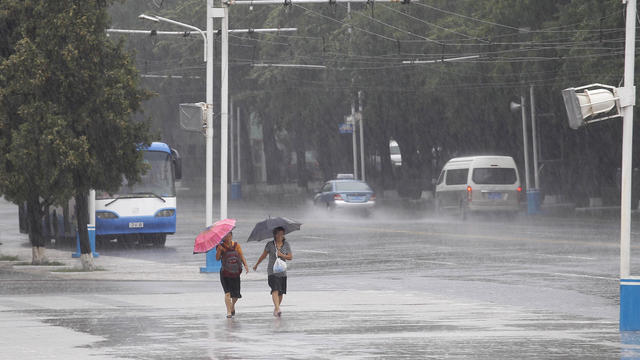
top-left (193, 219), bottom-right (249, 318)
top-left (216, 231), bottom-right (249, 318)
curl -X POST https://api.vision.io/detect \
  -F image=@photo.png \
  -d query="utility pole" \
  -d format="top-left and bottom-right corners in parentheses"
top-left (358, 91), bottom-right (365, 182)
top-left (219, 2), bottom-right (229, 220)
top-left (620, 0), bottom-right (636, 280)
top-left (530, 85), bottom-right (539, 190)
top-left (351, 101), bottom-right (358, 179)
top-left (206, 1), bottom-right (217, 226)
top-left (520, 95), bottom-right (531, 191)
top-left (237, 106), bottom-right (241, 182)
top-left (230, 98), bottom-right (235, 183)
top-left (348, 1), bottom-right (358, 179)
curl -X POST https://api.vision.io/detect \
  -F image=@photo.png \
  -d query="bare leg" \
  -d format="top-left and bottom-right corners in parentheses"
top-left (231, 297), bottom-right (238, 314)
top-left (224, 293), bottom-right (233, 316)
top-left (272, 291), bottom-right (280, 316)
top-left (278, 294), bottom-right (283, 307)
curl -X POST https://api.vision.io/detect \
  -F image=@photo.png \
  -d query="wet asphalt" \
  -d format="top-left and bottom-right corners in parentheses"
top-left (2, 194), bottom-right (640, 359)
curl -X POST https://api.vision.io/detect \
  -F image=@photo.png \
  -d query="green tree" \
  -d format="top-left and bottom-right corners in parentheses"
top-left (0, 0), bottom-right (151, 268)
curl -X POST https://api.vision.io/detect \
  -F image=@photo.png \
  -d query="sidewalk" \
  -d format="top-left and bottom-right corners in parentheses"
top-left (0, 196), bottom-right (266, 282)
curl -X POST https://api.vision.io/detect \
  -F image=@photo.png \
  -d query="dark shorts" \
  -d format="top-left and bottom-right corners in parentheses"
top-left (268, 275), bottom-right (287, 295)
top-left (220, 273), bottom-right (242, 298)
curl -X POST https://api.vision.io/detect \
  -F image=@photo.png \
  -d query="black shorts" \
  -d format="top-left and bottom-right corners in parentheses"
top-left (268, 275), bottom-right (287, 295)
top-left (220, 273), bottom-right (242, 298)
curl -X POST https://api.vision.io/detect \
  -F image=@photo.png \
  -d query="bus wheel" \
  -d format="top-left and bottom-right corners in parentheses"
top-left (152, 234), bottom-right (166, 248)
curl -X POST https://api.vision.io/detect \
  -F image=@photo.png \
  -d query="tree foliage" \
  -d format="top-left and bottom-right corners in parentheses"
top-left (109, 0), bottom-right (633, 203)
top-left (0, 0), bottom-right (151, 259)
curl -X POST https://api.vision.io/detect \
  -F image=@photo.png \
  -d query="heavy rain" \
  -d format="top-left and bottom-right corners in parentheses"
top-left (2, 0), bottom-right (640, 359)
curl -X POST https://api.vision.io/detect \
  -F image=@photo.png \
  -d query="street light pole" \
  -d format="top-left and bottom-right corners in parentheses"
top-left (530, 86), bottom-right (539, 190)
top-left (138, 11), bottom-right (215, 227)
top-left (138, 11), bottom-right (294, 224)
top-left (620, 0), bottom-right (637, 280)
top-left (620, 0), bottom-right (638, 332)
top-left (351, 101), bottom-right (358, 179)
top-left (206, 1), bottom-right (215, 226)
top-left (220, 4), bottom-right (229, 220)
top-left (358, 90), bottom-right (365, 182)
top-left (520, 95), bottom-right (531, 191)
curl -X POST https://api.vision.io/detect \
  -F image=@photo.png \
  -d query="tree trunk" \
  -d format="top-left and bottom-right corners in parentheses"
top-left (261, 114), bottom-right (282, 185)
top-left (294, 114), bottom-right (308, 189)
top-left (26, 196), bottom-right (47, 264)
top-left (239, 108), bottom-right (255, 185)
top-left (74, 190), bottom-right (95, 271)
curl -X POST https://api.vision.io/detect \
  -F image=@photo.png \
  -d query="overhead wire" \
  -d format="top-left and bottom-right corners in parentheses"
top-left (126, 3), bottom-right (628, 90)
top-left (292, 3), bottom-right (398, 42)
top-left (411, 2), bottom-right (521, 32)
top-left (375, 3), bottom-right (482, 42)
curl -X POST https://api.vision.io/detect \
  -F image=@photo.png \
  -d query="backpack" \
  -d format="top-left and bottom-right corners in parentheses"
top-left (221, 242), bottom-right (242, 278)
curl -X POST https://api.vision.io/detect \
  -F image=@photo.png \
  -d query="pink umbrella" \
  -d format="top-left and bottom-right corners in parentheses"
top-left (193, 218), bottom-right (236, 254)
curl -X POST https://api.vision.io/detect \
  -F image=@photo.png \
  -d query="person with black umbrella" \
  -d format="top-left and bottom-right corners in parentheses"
top-left (252, 226), bottom-right (293, 317)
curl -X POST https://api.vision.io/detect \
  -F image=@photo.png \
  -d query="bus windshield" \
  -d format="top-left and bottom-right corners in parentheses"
top-left (97, 151), bottom-right (176, 200)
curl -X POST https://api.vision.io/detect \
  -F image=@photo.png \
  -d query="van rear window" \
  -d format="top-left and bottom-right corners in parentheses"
top-left (445, 169), bottom-right (468, 185)
top-left (472, 168), bottom-right (517, 185)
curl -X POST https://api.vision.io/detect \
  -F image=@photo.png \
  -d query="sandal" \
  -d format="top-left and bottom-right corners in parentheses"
top-left (226, 314), bottom-right (233, 319)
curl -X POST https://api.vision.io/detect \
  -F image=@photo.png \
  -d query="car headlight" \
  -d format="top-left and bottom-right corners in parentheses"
top-left (155, 209), bottom-right (175, 217)
top-left (96, 212), bottom-right (118, 219)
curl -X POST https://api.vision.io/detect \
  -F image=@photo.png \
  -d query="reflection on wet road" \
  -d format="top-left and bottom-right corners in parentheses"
top-left (2, 199), bottom-right (639, 359)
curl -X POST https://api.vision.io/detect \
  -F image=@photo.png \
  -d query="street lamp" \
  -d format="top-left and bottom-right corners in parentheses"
top-left (138, 10), bottom-right (296, 226)
top-left (561, 1), bottom-right (637, 331)
top-left (139, 11), bottom-right (217, 228)
top-left (138, 14), bottom-right (207, 61)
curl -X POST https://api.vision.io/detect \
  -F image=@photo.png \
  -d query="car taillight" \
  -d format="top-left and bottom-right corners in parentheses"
top-left (517, 187), bottom-right (522, 192)
top-left (467, 186), bottom-right (472, 202)
top-left (334, 194), bottom-right (343, 200)
top-left (370, 194), bottom-right (376, 201)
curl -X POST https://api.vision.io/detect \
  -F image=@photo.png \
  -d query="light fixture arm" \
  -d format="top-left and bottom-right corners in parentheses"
top-left (139, 14), bottom-right (207, 61)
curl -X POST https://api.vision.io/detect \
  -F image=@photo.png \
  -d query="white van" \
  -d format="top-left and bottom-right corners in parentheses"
top-left (389, 140), bottom-right (401, 167)
top-left (434, 156), bottom-right (522, 219)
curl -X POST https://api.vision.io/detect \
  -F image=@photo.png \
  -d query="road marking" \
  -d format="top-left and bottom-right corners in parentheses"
top-left (414, 260), bottom-right (457, 266)
top-left (297, 250), bottom-right (329, 255)
top-left (551, 272), bottom-right (617, 281)
top-left (302, 235), bottom-right (330, 240)
top-left (535, 254), bottom-right (596, 260)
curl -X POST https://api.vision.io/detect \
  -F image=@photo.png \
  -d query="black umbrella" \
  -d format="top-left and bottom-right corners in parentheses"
top-left (247, 217), bottom-right (302, 241)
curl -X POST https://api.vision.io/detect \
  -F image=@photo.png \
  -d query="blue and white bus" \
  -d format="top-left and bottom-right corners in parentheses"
top-left (95, 142), bottom-right (181, 247)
